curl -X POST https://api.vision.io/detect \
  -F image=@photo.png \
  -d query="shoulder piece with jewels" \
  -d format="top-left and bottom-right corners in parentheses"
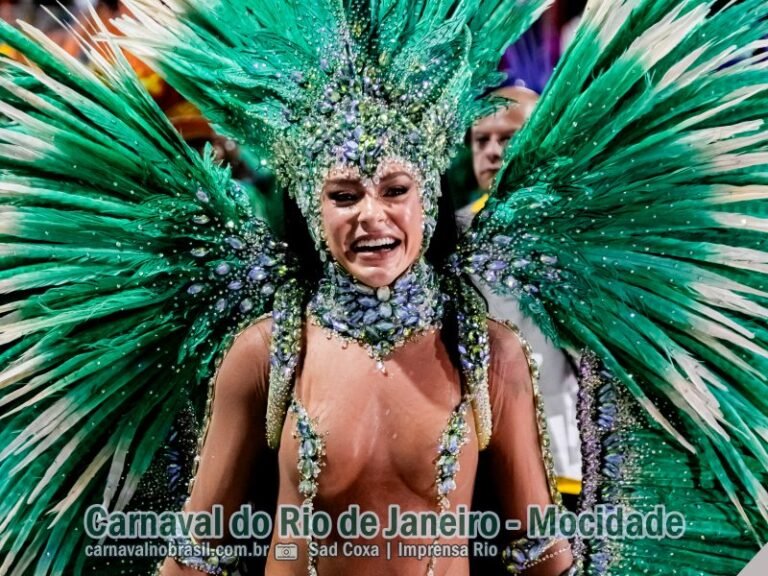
top-left (0, 0), bottom-right (767, 575)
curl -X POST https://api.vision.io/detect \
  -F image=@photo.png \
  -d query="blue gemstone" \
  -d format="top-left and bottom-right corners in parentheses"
top-left (530, 541), bottom-right (550, 558)
top-left (226, 236), bottom-right (244, 250)
top-left (605, 453), bottom-right (623, 465)
top-left (395, 307), bottom-right (409, 320)
top-left (239, 299), bottom-right (253, 313)
top-left (187, 283), bottom-right (204, 295)
top-left (248, 267), bottom-right (267, 282)
top-left (228, 280), bottom-right (243, 291)
top-left (215, 262), bottom-right (231, 276)
top-left (332, 320), bottom-right (349, 332)
top-left (363, 309), bottom-right (379, 325)
top-left (349, 310), bottom-right (364, 323)
top-left (603, 463), bottom-right (620, 479)
top-left (359, 297), bottom-right (378, 308)
top-left (511, 549), bottom-right (527, 564)
top-left (438, 479), bottom-right (456, 494)
top-left (301, 438), bottom-right (317, 458)
top-left (488, 260), bottom-right (507, 271)
top-left (378, 303), bottom-right (393, 318)
top-left (470, 253), bottom-right (489, 265)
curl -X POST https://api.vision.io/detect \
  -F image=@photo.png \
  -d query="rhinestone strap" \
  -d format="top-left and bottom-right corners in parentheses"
top-left (290, 397), bottom-right (327, 576)
top-left (427, 398), bottom-right (472, 576)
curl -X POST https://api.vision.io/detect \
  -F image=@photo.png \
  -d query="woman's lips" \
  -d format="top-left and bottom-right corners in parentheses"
top-left (350, 238), bottom-right (402, 264)
top-left (351, 237), bottom-right (402, 253)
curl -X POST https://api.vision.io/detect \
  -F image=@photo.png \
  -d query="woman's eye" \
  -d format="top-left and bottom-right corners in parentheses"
top-left (329, 191), bottom-right (359, 203)
top-left (384, 186), bottom-right (409, 197)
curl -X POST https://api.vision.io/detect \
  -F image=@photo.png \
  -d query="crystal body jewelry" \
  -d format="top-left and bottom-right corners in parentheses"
top-left (290, 394), bottom-right (473, 576)
top-left (308, 259), bottom-right (444, 372)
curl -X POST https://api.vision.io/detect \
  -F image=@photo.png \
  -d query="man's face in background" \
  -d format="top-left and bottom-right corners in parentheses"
top-left (471, 86), bottom-right (539, 191)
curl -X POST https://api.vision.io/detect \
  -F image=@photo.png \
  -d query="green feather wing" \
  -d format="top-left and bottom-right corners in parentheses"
top-left (0, 16), bottom-right (294, 575)
top-left (460, 0), bottom-right (768, 547)
top-left (574, 353), bottom-right (767, 575)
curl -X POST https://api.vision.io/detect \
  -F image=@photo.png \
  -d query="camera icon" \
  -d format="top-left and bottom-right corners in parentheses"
top-left (274, 543), bottom-right (299, 561)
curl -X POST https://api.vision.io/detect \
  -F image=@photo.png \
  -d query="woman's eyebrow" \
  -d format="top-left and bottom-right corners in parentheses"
top-left (324, 178), bottom-right (361, 187)
top-left (378, 171), bottom-right (411, 181)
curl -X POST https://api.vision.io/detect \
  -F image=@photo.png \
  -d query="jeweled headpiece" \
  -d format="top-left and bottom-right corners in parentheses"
top-left (118, 0), bottom-right (549, 250)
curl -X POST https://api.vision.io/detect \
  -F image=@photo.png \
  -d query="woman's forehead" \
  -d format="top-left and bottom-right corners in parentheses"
top-left (324, 158), bottom-right (419, 184)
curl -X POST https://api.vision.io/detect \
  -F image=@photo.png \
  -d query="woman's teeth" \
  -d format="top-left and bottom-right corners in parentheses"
top-left (352, 238), bottom-right (401, 253)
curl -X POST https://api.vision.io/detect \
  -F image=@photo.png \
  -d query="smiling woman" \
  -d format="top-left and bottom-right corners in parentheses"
top-left (3, 2), bottom-right (766, 576)
top-left (321, 161), bottom-right (424, 288)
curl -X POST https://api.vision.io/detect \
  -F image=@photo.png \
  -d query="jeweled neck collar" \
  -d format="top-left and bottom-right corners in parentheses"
top-left (308, 259), bottom-right (444, 372)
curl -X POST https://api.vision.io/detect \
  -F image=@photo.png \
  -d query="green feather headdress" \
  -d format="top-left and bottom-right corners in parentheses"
top-left (116, 0), bottom-right (551, 248)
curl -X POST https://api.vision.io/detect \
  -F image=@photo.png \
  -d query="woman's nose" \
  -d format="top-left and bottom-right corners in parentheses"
top-left (358, 194), bottom-right (386, 224)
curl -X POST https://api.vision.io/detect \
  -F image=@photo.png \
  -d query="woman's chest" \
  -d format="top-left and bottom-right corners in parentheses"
top-left (277, 327), bottom-right (479, 508)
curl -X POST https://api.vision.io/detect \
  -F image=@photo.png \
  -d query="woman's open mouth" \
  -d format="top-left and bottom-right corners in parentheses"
top-left (351, 237), bottom-right (402, 254)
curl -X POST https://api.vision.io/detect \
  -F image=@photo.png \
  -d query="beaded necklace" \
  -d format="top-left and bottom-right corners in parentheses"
top-left (308, 259), bottom-right (445, 373)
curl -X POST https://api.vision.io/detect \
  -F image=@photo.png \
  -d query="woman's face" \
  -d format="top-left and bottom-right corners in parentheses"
top-left (321, 160), bottom-right (424, 287)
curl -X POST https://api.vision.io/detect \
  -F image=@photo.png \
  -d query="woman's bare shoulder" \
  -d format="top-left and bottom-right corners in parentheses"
top-left (486, 317), bottom-right (534, 376)
top-left (234, 315), bottom-right (273, 352)
top-left (485, 317), bottom-right (536, 424)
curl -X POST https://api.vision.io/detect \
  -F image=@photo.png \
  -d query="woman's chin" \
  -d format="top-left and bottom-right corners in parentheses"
top-left (348, 266), bottom-right (400, 288)
top-left (346, 259), bottom-right (411, 288)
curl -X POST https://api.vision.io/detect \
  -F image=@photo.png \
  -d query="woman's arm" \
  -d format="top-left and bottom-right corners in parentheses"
top-left (485, 319), bottom-right (574, 576)
top-left (160, 318), bottom-right (273, 575)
